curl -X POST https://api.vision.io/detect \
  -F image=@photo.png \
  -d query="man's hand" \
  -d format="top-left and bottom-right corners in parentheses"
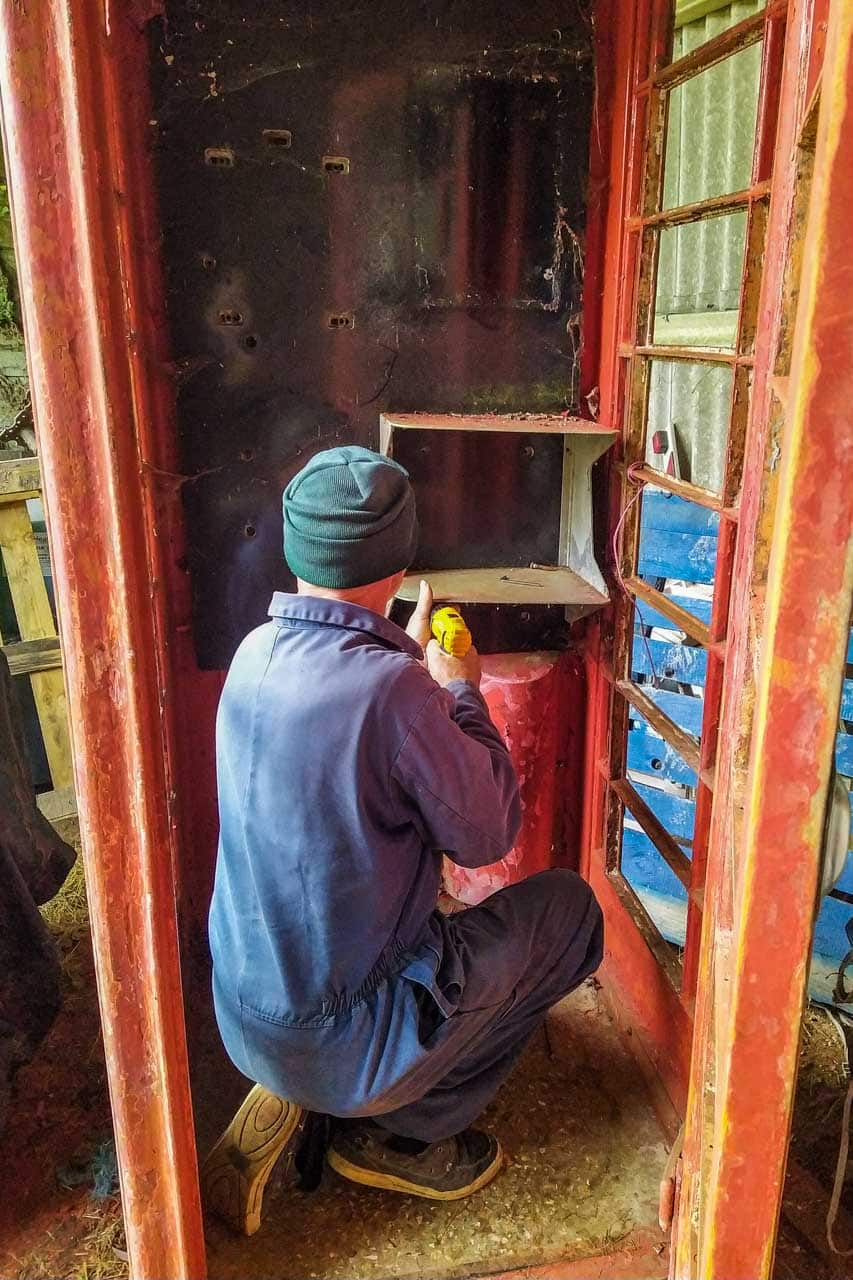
top-left (405, 579), bottom-right (434, 648)
top-left (425, 638), bottom-right (482, 689)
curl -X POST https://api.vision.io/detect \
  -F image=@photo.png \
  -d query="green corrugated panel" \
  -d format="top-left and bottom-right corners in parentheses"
top-left (649, 0), bottom-right (763, 490)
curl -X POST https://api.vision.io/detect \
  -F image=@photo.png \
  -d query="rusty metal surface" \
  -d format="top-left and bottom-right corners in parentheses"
top-left (151, 0), bottom-right (595, 667)
top-left (0, 1), bottom-right (206, 1277)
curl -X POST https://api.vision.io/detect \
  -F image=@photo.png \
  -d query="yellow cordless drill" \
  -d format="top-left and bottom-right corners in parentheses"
top-left (430, 605), bottom-right (472, 658)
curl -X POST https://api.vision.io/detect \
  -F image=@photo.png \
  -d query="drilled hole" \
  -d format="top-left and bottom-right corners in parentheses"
top-left (327, 311), bottom-right (355, 330)
top-left (244, 523), bottom-right (257, 539)
top-left (263, 129), bottom-right (292, 148)
top-left (205, 147), bottom-right (235, 168)
top-left (200, 253), bottom-right (217, 271)
top-left (242, 334), bottom-right (259, 350)
top-left (650, 757), bottom-right (664, 771)
top-left (664, 666), bottom-right (675, 678)
top-left (218, 309), bottom-right (244, 327)
top-left (322, 155), bottom-right (350, 174)
top-left (240, 448), bottom-right (255, 462)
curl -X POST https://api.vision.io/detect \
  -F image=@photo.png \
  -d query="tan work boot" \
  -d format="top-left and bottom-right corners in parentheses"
top-left (201, 1084), bottom-right (304, 1235)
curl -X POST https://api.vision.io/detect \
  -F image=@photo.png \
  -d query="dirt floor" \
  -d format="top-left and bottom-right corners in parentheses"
top-left (194, 982), bottom-right (669, 1280)
top-left (0, 859), bottom-right (127, 1280)
top-left (1, 859), bottom-right (851, 1280)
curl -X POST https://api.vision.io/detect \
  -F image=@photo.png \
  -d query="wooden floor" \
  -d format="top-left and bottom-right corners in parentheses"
top-left (194, 982), bottom-right (670, 1280)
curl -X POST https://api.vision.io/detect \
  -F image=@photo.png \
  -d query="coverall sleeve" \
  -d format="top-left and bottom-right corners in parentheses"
top-left (391, 678), bottom-right (522, 868)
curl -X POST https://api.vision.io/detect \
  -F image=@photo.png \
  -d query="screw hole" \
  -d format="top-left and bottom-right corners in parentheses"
top-left (551, 28), bottom-right (563, 44)
top-left (263, 129), bottom-right (292, 148)
top-left (650, 757), bottom-right (663, 771)
top-left (239, 449), bottom-right (255, 462)
top-left (327, 311), bottom-right (355, 330)
top-left (200, 253), bottom-right (217, 271)
top-left (664, 666), bottom-right (675, 678)
top-left (242, 334), bottom-right (259, 350)
top-left (244, 523), bottom-right (257, 539)
top-left (522, 445), bottom-right (535, 459)
top-left (322, 156), bottom-right (350, 174)
top-left (204, 147), bottom-right (235, 168)
top-left (218, 309), bottom-right (244, 327)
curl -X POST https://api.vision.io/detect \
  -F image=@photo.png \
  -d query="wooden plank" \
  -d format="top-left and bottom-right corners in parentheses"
top-left (0, 455), bottom-right (41, 502)
top-left (622, 826), bottom-right (689, 906)
top-left (629, 723), bottom-right (699, 787)
top-left (633, 587), bottom-right (713, 632)
top-left (619, 462), bottom-right (726, 513)
top-left (0, 500), bottom-right (72, 788)
top-left (642, 489), bottom-right (722, 535)
top-left (836, 732), bottom-right (853, 777)
top-left (632, 635), bottom-right (708, 686)
top-left (36, 784), bottom-right (77, 823)
top-left (397, 566), bottom-right (609, 608)
top-left (627, 575), bottom-right (711, 646)
top-left (638, 532), bottom-right (718, 582)
top-left (612, 778), bottom-right (693, 892)
top-left (2, 635), bottom-right (62, 675)
top-left (644, 687), bottom-right (705, 736)
top-left (631, 780), bottom-right (696, 842)
top-left (617, 679), bottom-right (703, 775)
top-left (380, 411), bottom-right (617, 438)
top-left (652, 8), bottom-right (765, 90)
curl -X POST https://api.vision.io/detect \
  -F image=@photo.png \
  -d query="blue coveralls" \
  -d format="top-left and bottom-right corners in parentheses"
top-left (209, 594), bottom-right (603, 1142)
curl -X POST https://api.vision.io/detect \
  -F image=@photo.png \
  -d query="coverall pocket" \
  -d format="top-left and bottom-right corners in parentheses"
top-left (399, 943), bottom-right (465, 1048)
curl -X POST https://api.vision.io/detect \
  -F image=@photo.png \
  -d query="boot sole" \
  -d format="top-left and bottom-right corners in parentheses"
top-left (327, 1140), bottom-right (504, 1201)
top-left (201, 1085), bottom-right (304, 1236)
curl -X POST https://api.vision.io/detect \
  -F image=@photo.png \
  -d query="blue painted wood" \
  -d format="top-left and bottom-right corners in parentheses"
top-left (848, 628), bottom-right (853, 664)
top-left (638, 533), bottom-right (718, 583)
top-left (633, 592), bottom-right (713, 633)
top-left (641, 491), bottom-right (721, 535)
top-left (631, 780), bottom-right (695, 841)
top-left (645, 687), bottom-right (704, 735)
top-left (638, 493), bottom-right (719, 582)
top-left (621, 826), bottom-right (688, 904)
top-left (841, 678), bottom-right (853, 721)
top-left (628, 723), bottom-right (698, 787)
top-left (813, 891), bottom-right (853, 964)
top-left (632, 636), bottom-right (708, 685)
top-left (834, 840), bottom-right (853, 894)
top-left (837, 733), bottom-right (853, 778)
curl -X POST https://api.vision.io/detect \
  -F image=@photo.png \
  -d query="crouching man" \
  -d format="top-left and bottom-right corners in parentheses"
top-left (204, 446), bottom-right (603, 1234)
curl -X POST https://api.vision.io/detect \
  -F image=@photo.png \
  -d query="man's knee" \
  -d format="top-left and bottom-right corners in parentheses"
top-left (528, 869), bottom-right (603, 987)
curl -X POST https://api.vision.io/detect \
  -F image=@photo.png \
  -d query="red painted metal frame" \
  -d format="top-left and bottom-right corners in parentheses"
top-left (675, 3), bottom-right (853, 1274)
top-left (0, 2), bottom-right (206, 1277)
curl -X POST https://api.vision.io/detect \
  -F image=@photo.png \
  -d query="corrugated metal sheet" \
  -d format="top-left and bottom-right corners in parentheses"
top-left (647, 0), bottom-right (763, 490)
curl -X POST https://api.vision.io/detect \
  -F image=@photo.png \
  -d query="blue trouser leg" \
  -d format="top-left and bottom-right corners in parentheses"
top-left (374, 868), bottom-right (604, 1142)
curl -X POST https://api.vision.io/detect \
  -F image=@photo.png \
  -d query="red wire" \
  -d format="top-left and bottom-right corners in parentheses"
top-left (612, 462), bottom-right (659, 684)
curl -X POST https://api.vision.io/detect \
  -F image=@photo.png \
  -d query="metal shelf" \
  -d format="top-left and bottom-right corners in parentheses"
top-left (396, 566), bottom-right (609, 608)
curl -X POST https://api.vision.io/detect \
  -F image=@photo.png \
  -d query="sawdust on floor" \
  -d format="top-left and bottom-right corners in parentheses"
top-left (199, 982), bottom-right (670, 1280)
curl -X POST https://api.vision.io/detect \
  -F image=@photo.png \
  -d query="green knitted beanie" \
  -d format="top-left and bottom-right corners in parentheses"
top-left (283, 446), bottom-right (418, 588)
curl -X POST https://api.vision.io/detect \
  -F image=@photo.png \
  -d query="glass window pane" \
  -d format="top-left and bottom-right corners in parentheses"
top-left (663, 42), bottom-right (762, 209)
top-left (671, 1), bottom-right (766, 63)
top-left (653, 210), bottom-right (747, 349)
top-left (646, 359), bottom-right (732, 491)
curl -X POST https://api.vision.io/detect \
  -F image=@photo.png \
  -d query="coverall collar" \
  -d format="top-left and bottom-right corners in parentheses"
top-left (268, 591), bottom-right (423, 659)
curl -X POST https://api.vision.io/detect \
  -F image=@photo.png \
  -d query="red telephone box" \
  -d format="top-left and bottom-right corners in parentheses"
top-left (0, 1), bottom-right (850, 1278)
